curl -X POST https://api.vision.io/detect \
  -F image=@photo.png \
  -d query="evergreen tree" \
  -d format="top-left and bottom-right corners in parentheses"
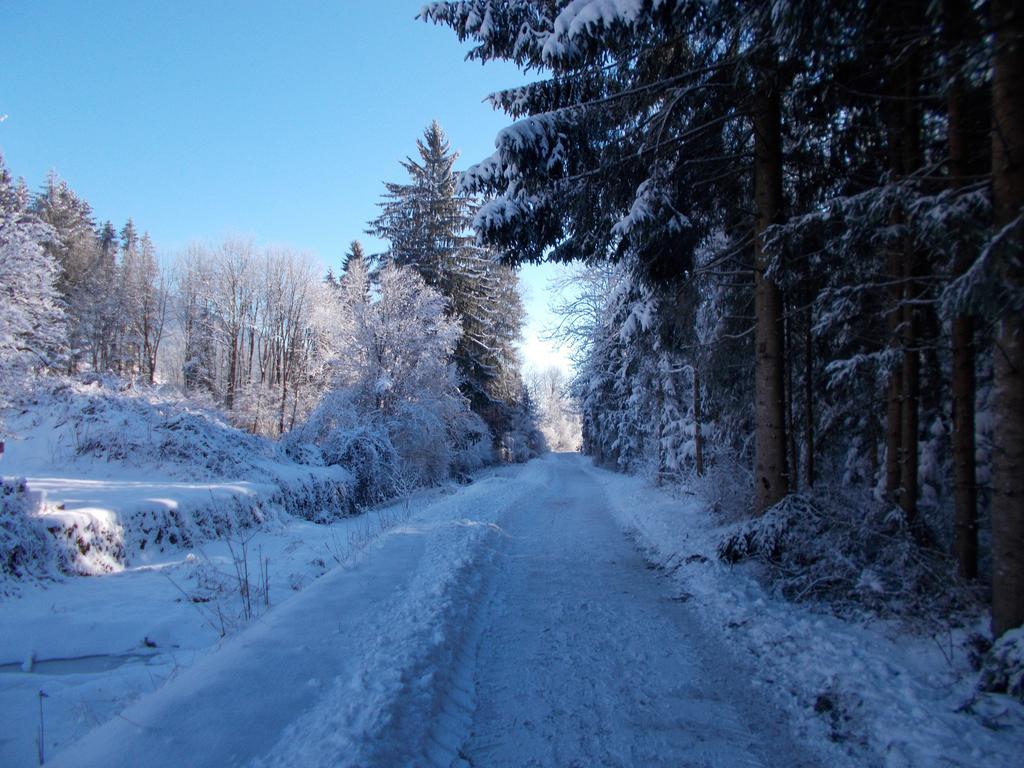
top-left (370, 122), bottom-right (528, 442)
top-left (0, 156), bottom-right (66, 396)
top-left (342, 240), bottom-right (367, 274)
top-left (92, 221), bottom-right (121, 371)
top-left (31, 172), bottom-right (100, 372)
top-left (422, 1), bottom-right (813, 507)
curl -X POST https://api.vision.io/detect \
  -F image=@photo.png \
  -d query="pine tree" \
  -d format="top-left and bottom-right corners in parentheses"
top-left (93, 221), bottom-right (121, 371)
top-left (989, 0), bottom-right (1024, 638)
top-left (342, 240), bottom-right (367, 274)
top-left (0, 156), bottom-right (66, 396)
top-left (370, 122), bottom-right (527, 441)
top-left (31, 172), bottom-right (100, 372)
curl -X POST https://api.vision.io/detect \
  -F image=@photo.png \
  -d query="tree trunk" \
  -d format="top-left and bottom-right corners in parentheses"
top-left (803, 305), bottom-right (815, 488)
top-left (883, 5), bottom-right (924, 519)
top-left (786, 312), bottom-right (799, 492)
top-left (885, 350), bottom-right (903, 498)
top-left (753, 57), bottom-right (790, 513)
top-left (694, 367), bottom-right (704, 477)
top-left (226, 332), bottom-right (238, 411)
top-left (946, 0), bottom-right (979, 578)
top-left (991, 0), bottom-right (1024, 638)
top-left (655, 378), bottom-right (665, 486)
top-left (884, 214), bottom-right (903, 498)
top-left (899, 273), bottom-right (920, 522)
top-left (952, 313), bottom-right (978, 576)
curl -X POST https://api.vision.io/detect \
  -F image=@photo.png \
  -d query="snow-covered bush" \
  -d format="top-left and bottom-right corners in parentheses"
top-left (25, 376), bottom-right (280, 480)
top-left (450, 409), bottom-right (493, 475)
top-left (303, 262), bottom-right (487, 491)
top-left (0, 478), bottom-right (67, 593)
top-left (319, 427), bottom-right (398, 506)
top-left (388, 403), bottom-right (452, 487)
top-left (717, 492), bottom-right (974, 618)
top-left (283, 390), bottom-right (399, 507)
top-left (978, 628), bottom-right (1024, 702)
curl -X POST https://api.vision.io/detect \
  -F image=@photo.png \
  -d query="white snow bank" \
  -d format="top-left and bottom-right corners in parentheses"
top-left (37, 462), bottom-right (546, 768)
top-left (0, 378), bottom-right (357, 592)
top-left (581, 461), bottom-right (1024, 768)
top-left (0, 463), bottom-right (523, 767)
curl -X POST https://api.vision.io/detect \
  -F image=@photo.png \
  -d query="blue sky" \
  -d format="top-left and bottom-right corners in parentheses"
top-left (0, 0), bottom-right (571, 373)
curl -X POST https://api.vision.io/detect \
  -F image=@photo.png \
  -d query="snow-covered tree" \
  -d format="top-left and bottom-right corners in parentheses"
top-left (299, 262), bottom-right (488, 489)
top-left (174, 244), bottom-right (218, 396)
top-left (132, 233), bottom-right (168, 384)
top-left (342, 239), bottom-right (367, 275)
top-left (421, 1), bottom-right (801, 507)
top-left (0, 157), bottom-right (65, 401)
top-left (31, 172), bottom-right (99, 372)
top-left (526, 366), bottom-right (580, 452)
top-left (369, 122), bottom-right (530, 445)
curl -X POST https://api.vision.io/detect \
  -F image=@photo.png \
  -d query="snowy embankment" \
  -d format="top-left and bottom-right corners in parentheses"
top-left (580, 461), bottom-right (1024, 768)
top-left (1, 380), bottom-right (356, 592)
top-left (22, 462), bottom-right (544, 768)
top-left (5, 445), bottom-right (1021, 767)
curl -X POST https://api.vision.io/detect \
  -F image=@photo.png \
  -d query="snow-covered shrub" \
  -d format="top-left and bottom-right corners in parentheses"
top-left (31, 377), bottom-right (280, 480)
top-left (45, 509), bottom-right (125, 576)
top-left (717, 492), bottom-right (974, 618)
top-left (1, 475), bottom-right (134, 593)
top-left (0, 478), bottom-right (66, 593)
top-left (499, 430), bottom-right (533, 464)
top-left (451, 409), bottom-right (493, 475)
top-left (283, 390), bottom-right (398, 507)
top-left (117, 492), bottom-right (278, 555)
top-left (690, 457), bottom-right (753, 523)
top-left (270, 469), bottom-right (356, 523)
top-left (388, 403), bottom-right (451, 487)
top-left (304, 262), bottom-right (487, 491)
top-left (978, 628), bottom-right (1024, 702)
top-left (320, 427), bottom-right (398, 507)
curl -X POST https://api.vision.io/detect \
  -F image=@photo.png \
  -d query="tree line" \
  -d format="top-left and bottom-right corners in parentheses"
top-left (0, 120), bottom-right (541, 471)
top-left (423, 1), bottom-right (1023, 637)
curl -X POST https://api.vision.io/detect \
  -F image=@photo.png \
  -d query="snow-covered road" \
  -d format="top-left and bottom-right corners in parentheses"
top-left (454, 457), bottom-right (814, 768)
top-left (50, 454), bottom-right (814, 768)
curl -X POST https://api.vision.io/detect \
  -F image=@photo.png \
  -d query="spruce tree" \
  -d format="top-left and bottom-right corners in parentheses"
top-left (370, 122), bottom-right (526, 440)
top-left (990, 0), bottom-right (1024, 638)
top-left (0, 156), bottom-right (66, 392)
top-left (31, 172), bottom-right (100, 372)
top-left (342, 240), bottom-right (367, 274)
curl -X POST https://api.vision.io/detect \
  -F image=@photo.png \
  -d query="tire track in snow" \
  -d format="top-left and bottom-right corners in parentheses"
top-left (451, 455), bottom-right (816, 768)
top-left (251, 469), bottom-right (546, 768)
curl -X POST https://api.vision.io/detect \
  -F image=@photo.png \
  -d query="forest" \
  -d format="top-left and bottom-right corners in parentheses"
top-left (0, 1), bottom-right (1022, 766)
top-left (420, 0), bottom-right (1024, 644)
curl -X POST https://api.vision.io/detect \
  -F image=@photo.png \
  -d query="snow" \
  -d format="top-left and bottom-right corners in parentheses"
top-left (582, 460), bottom-right (1024, 767)
top-left (3, 453), bottom-right (1022, 766)
top-left (0, 379), bottom-right (362, 590)
top-left (24, 463), bottom-right (542, 768)
top-left (0, 466), bottom-right (521, 767)
top-left (543, 0), bottom-right (651, 62)
top-left (427, 455), bottom-right (815, 767)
